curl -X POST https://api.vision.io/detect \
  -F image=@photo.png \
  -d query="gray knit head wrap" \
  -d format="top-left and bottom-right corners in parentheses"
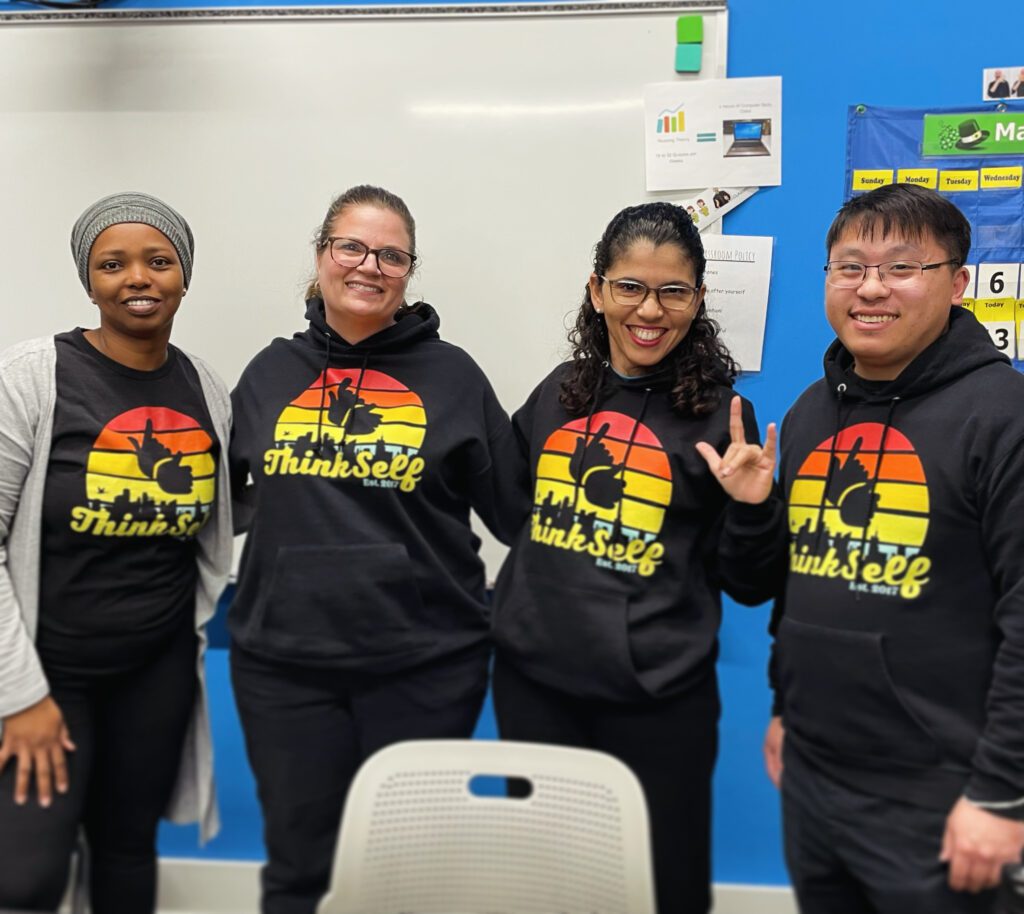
top-left (71, 192), bottom-right (194, 292)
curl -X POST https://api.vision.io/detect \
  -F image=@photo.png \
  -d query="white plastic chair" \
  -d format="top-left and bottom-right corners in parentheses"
top-left (317, 739), bottom-right (657, 914)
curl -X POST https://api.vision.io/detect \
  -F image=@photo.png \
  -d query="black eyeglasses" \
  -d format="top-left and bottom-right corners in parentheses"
top-left (599, 276), bottom-right (700, 312)
top-left (823, 259), bottom-right (959, 288)
top-left (323, 237), bottom-right (417, 278)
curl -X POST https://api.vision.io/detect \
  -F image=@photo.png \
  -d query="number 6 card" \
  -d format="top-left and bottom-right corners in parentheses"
top-left (977, 263), bottom-right (1021, 300)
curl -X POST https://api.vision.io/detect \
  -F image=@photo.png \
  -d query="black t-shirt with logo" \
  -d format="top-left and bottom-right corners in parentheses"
top-left (37, 329), bottom-right (220, 675)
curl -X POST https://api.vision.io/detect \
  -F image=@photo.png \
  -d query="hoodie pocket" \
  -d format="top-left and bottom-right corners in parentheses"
top-left (494, 573), bottom-right (641, 699)
top-left (777, 616), bottom-right (942, 767)
top-left (253, 544), bottom-right (432, 659)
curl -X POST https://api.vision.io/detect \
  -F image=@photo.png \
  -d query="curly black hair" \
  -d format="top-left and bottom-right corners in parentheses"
top-left (560, 201), bottom-right (738, 417)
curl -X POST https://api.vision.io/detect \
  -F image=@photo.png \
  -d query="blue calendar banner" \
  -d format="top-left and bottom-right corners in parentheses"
top-left (845, 104), bottom-right (1024, 363)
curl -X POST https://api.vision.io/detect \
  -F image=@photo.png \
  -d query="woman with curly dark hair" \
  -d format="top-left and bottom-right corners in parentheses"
top-left (491, 201), bottom-right (783, 914)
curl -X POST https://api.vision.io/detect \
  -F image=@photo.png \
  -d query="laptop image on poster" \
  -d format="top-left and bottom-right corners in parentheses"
top-left (725, 121), bottom-right (769, 157)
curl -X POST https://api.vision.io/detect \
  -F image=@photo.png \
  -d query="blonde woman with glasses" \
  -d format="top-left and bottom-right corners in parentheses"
top-left (227, 185), bottom-right (527, 914)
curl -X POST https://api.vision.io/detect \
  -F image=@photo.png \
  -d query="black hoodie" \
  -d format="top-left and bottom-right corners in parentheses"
top-left (228, 299), bottom-right (528, 672)
top-left (492, 361), bottom-right (784, 702)
top-left (773, 306), bottom-right (1024, 817)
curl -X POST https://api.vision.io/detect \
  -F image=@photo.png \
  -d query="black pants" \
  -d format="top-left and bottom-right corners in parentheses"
top-left (782, 743), bottom-right (997, 914)
top-left (492, 656), bottom-right (720, 914)
top-left (0, 617), bottom-right (197, 913)
top-left (230, 644), bottom-right (490, 914)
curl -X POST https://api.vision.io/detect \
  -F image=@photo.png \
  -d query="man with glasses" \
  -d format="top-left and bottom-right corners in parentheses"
top-left (702, 183), bottom-right (1024, 912)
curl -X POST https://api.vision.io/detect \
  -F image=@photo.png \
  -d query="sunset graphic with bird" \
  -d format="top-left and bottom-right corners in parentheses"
top-left (72, 406), bottom-right (216, 538)
top-left (262, 368), bottom-right (428, 491)
top-left (530, 411), bottom-right (672, 577)
top-left (787, 422), bottom-right (932, 599)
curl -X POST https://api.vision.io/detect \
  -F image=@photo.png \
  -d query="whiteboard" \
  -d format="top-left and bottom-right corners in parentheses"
top-left (0, 2), bottom-right (726, 567)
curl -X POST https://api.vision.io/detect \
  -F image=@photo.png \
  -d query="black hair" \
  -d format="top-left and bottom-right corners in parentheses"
top-left (825, 182), bottom-right (971, 265)
top-left (560, 201), bottom-right (737, 417)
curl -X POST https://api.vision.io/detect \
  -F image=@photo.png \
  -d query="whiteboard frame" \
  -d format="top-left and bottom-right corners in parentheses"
top-left (1, 0), bottom-right (725, 25)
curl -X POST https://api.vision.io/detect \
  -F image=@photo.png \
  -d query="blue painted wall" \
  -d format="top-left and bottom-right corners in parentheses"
top-left (144, 0), bottom-right (1024, 889)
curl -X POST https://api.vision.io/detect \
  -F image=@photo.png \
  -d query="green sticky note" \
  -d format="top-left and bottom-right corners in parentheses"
top-left (675, 43), bottom-right (702, 73)
top-left (676, 14), bottom-right (703, 44)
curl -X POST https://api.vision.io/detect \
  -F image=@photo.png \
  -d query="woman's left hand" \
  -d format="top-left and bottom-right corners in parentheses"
top-left (0, 696), bottom-right (76, 807)
top-left (696, 396), bottom-right (777, 504)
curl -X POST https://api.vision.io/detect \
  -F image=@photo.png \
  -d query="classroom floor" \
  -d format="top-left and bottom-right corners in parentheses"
top-left (148, 860), bottom-right (798, 914)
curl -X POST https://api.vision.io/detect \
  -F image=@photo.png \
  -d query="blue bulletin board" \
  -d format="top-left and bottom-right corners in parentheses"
top-left (846, 104), bottom-right (1024, 364)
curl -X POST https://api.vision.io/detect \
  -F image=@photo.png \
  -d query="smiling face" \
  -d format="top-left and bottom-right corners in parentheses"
top-left (589, 240), bottom-right (705, 377)
top-left (87, 223), bottom-right (185, 341)
top-left (825, 224), bottom-right (970, 381)
top-left (316, 204), bottom-right (413, 343)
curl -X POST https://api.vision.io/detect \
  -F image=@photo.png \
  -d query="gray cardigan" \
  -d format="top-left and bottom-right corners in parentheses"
top-left (0, 335), bottom-right (232, 841)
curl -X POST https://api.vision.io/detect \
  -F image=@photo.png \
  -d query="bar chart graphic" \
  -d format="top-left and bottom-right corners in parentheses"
top-left (655, 105), bottom-right (685, 134)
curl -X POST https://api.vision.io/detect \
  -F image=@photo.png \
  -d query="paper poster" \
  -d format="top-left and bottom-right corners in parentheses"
top-left (667, 186), bottom-right (758, 233)
top-left (702, 234), bottom-right (773, 373)
top-left (644, 77), bottom-right (782, 192)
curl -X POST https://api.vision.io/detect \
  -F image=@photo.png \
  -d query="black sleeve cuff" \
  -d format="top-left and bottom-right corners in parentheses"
top-left (965, 772), bottom-right (1024, 821)
top-left (727, 497), bottom-right (781, 529)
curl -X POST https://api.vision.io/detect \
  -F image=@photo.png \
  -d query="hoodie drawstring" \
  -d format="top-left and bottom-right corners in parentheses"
top-left (858, 396), bottom-right (900, 563)
top-left (570, 366), bottom-right (607, 518)
top-left (812, 383), bottom-right (901, 598)
top-left (339, 352), bottom-right (371, 448)
top-left (315, 331), bottom-right (371, 457)
top-left (568, 367), bottom-right (651, 546)
top-left (315, 330), bottom-right (333, 457)
top-left (611, 388), bottom-right (652, 542)
top-left (812, 383), bottom-right (847, 555)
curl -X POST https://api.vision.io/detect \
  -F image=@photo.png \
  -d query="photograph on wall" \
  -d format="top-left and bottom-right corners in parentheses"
top-left (982, 66), bottom-right (1024, 101)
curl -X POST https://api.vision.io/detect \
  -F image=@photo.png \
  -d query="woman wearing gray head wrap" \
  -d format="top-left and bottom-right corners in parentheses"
top-left (68, 191), bottom-right (195, 365)
top-left (0, 192), bottom-right (232, 913)
top-left (71, 191), bottom-right (195, 293)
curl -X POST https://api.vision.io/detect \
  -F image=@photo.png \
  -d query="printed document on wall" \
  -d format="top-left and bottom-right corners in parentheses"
top-left (703, 234), bottom-right (773, 372)
top-left (645, 77), bottom-right (782, 191)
